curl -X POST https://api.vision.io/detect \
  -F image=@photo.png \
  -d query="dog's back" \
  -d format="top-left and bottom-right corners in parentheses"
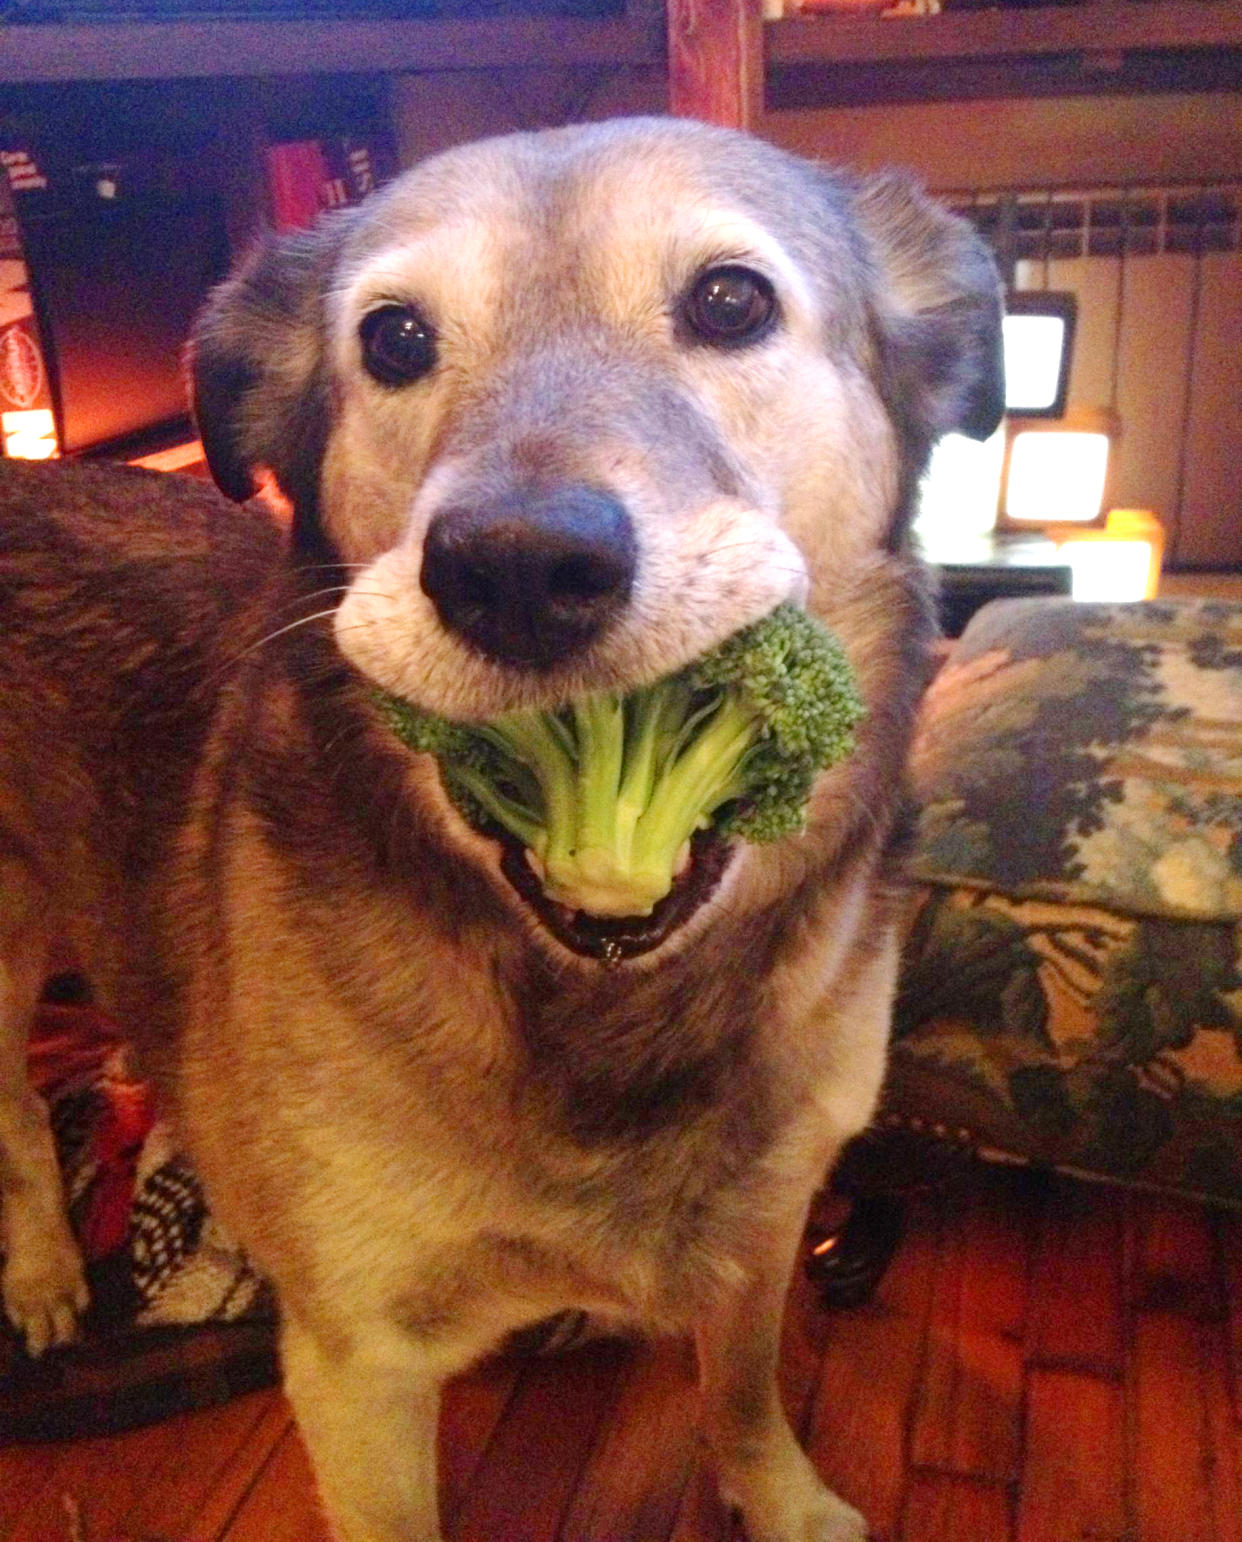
top-left (0, 458), bottom-right (279, 1006)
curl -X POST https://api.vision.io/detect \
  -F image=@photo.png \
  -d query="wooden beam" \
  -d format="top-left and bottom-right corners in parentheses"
top-left (0, 15), bottom-right (658, 85)
top-left (667, 0), bottom-right (764, 129)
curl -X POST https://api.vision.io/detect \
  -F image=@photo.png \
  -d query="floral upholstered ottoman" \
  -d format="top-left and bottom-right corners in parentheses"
top-left (889, 596), bottom-right (1242, 1205)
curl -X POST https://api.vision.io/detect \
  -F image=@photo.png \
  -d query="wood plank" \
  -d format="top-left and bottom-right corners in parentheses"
top-left (0, 1443), bottom-right (61, 1535)
top-left (1204, 1312), bottom-right (1242, 1542)
top-left (909, 1175), bottom-right (1030, 1484)
top-left (1015, 1369), bottom-right (1125, 1542)
top-left (119, 1390), bottom-right (287, 1540)
top-left (667, 0), bottom-right (764, 129)
top-left (184, 1393), bottom-right (295, 1541)
top-left (438, 1358), bottom-right (523, 1528)
top-left (767, 2), bottom-right (1242, 66)
top-left (558, 1337), bottom-right (699, 1542)
top-left (0, 1397), bottom-right (282, 1542)
top-left (1220, 1211), bottom-right (1242, 1424)
top-left (901, 1471), bottom-right (1012, 1542)
top-left (804, 1194), bottom-right (941, 1541)
top-left (780, 1221), bottom-right (843, 1436)
top-left (764, 94), bottom-right (1242, 196)
top-left (1130, 1194), bottom-right (1221, 1322)
top-left (1131, 1312), bottom-right (1216, 1542)
top-left (217, 1422), bottom-right (333, 1542)
top-left (451, 1340), bottom-right (631, 1542)
top-left (1025, 1177), bottom-right (1124, 1377)
top-left (665, 1459), bottom-right (737, 1542)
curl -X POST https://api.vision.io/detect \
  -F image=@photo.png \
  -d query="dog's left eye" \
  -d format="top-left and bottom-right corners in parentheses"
top-left (683, 266), bottom-right (778, 348)
top-left (359, 304), bottom-right (438, 386)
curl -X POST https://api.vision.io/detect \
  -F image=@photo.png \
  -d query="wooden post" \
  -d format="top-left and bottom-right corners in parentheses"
top-left (666, 0), bottom-right (764, 130)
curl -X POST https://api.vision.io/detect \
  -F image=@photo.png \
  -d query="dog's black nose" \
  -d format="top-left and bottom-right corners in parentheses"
top-left (420, 485), bottom-right (636, 668)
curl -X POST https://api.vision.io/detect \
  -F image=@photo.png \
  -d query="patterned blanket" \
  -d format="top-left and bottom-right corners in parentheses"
top-left (1, 1003), bottom-right (276, 1440)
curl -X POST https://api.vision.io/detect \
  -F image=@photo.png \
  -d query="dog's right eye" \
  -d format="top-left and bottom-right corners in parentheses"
top-left (359, 305), bottom-right (438, 387)
top-left (682, 265), bottom-right (778, 349)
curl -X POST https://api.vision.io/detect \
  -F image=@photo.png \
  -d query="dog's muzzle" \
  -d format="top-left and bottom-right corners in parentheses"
top-left (420, 483), bottom-right (636, 669)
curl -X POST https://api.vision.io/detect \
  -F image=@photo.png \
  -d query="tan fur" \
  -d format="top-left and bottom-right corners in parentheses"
top-left (0, 118), bottom-right (1002, 1540)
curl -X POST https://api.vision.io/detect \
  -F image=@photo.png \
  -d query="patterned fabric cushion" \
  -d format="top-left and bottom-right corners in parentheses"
top-left (893, 597), bottom-right (1242, 1205)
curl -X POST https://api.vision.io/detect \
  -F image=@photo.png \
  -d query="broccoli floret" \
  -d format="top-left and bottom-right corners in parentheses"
top-left (374, 603), bottom-right (864, 919)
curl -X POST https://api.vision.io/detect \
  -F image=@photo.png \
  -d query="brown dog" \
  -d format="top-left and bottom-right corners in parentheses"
top-left (0, 118), bottom-right (1001, 1540)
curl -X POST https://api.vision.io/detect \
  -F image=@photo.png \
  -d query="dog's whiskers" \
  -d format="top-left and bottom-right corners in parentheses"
top-left (228, 609), bottom-right (348, 667)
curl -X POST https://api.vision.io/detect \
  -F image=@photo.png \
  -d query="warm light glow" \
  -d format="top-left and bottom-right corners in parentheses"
top-left (1065, 541), bottom-right (1153, 602)
top-left (2, 408), bottom-right (58, 460)
top-left (128, 439), bottom-right (204, 472)
top-left (1051, 509), bottom-right (1165, 603)
top-left (914, 427), bottom-right (1006, 546)
top-left (1004, 313), bottom-right (1068, 413)
top-left (1005, 430), bottom-right (1110, 523)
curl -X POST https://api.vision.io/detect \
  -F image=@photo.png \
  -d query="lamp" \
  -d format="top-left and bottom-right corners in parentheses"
top-left (999, 406), bottom-right (1118, 530)
top-left (1003, 291), bottom-right (1077, 419)
top-left (1, 407), bottom-right (58, 459)
top-left (1048, 508), bottom-right (1166, 603)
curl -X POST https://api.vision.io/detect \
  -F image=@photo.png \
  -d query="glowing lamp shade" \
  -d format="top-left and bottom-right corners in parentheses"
top-left (1052, 509), bottom-right (1166, 603)
top-left (1005, 429), bottom-right (1110, 524)
top-left (1004, 292), bottom-right (1076, 418)
top-left (1004, 313), bottom-right (1069, 413)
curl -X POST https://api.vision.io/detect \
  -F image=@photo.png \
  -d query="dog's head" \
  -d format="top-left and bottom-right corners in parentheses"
top-left (191, 117), bottom-right (1001, 961)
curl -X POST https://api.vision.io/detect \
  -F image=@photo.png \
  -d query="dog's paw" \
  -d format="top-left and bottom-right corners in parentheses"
top-left (2, 1220), bottom-right (89, 1356)
top-left (721, 1436), bottom-right (868, 1542)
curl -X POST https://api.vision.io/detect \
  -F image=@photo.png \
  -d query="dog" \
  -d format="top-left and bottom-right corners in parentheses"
top-left (0, 116), bottom-right (1001, 1541)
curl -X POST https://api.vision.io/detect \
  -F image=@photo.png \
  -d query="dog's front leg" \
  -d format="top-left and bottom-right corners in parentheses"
top-left (0, 863), bottom-right (89, 1354)
top-left (281, 1314), bottom-right (447, 1542)
top-left (694, 1200), bottom-right (868, 1542)
top-left (694, 931), bottom-right (898, 1542)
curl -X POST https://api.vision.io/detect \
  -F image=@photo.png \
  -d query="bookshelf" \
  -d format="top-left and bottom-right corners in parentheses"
top-left (669, 0), bottom-right (1242, 123)
top-left (0, 10), bottom-right (662, 84)
top-left (769, 1), bottom-right (1242, 67)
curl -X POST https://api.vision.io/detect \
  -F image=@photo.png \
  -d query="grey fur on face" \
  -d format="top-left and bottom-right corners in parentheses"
top-left (192, 116), bottom-right (1002, 719)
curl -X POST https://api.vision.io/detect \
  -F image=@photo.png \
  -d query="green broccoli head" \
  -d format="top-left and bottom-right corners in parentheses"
top-left (373, 603), bottom-right (865, 919)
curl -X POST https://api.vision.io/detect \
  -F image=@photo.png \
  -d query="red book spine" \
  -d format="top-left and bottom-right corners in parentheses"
top-left (264, 139), bottom-right (330, 233)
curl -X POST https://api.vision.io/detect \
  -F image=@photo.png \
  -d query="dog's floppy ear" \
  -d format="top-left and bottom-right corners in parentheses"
top-left (853, 171), bottom-right (1005, 447)
top-left (189, 213), bottom-right (357, 550)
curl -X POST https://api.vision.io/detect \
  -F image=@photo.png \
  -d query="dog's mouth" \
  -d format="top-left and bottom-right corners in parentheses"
top-left (495, 824), bottom-right (731, 964)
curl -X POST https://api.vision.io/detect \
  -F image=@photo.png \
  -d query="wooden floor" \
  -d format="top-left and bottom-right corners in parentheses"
top-left (3, 1163), bottom-right (1241, 1542)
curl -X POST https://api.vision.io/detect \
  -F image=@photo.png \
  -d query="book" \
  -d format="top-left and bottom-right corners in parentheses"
top-left (265, 136), bottom-right (381, 233)
top-left (0, 148), bottom-right (58, 460)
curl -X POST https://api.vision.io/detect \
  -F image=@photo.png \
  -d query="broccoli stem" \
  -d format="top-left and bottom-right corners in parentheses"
top-left (480, 712), bottom-right (578, 867)
top-left (446, 763), bottom-right (545, 853)
top-left (569, 692), bottom-right (627, 874)
top-left (536, 688), bottom-right (759, 918)
top-left (624, 694), bottom-right (759, 895)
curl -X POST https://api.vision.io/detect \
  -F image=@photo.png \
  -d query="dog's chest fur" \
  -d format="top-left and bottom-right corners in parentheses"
top-left (170, 632), bottom-right (823, 1331)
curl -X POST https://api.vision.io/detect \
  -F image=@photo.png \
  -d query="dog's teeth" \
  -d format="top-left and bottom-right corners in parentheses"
top-left (674, 841), bottom-right (692, 878)
top-left (524, 847), bottom-right (546, 881)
